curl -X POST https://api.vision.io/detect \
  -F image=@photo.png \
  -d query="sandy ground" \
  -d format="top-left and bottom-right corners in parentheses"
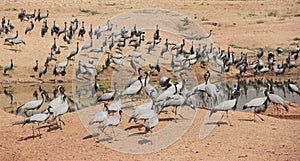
top-left (0, 0), bottom-right (300, 160)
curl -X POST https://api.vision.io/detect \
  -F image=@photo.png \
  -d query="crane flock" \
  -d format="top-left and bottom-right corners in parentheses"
top-left (0, 8), bottom-right (299, 144)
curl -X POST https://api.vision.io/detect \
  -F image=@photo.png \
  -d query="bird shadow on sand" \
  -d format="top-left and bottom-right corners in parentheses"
top-left (17, 134), bottom-right (42, 141)
top-left (205, 121), bottom-right (228, 126)
top-left (83, 134), bottom-right (96, 140)
top-left (7, 48), bottom-right (21, 52)
top-left (127, 132), bottom-right (152, 145)
top-left (3, 73), bottom-right (12, 77)
top-left (159, 116), bottom-right (187, 123)
top-left (125, 124), bottom-right (144, 131)
top-left (95, 137), bottom-right (113, 143)
top-left (89, 56), bottom-right (99, 60)
top-left (138, 138), bottom-right (151, 145)
top-left (128, 131), bottom-right (147, 137)
top-left (46, 125), bottom-right (63, 132)
top-left (238, 118), bottom-right (256, 122)
top-left (37, 124), bottom-right (52, 129)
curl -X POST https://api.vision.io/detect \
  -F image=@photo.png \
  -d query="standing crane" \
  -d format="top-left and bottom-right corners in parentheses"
top-left (22, 108), bottom-right (52, 138)
top-left (145, 114), bottom-right (159, 144)
top-left (95, 82), bottom-right (117, 103)
top-left (209, 96), bottom-right (238, 126)
top-left (16, 91), bottom-right (46, 116)
top-left (4, 59), bottom-right (13, 74)
top-left (287, 79), bottom-right (300, 102)
top-left (264, 89), bottom-right (288, 113)
top-left (243, 97), bottom-right (268, 121)
top-left (100, 110), bottom-right (122, 140)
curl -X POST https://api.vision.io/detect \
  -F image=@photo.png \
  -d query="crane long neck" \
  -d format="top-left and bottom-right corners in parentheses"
top-left (174, 83), bottom-right (178, 95)
top-left (145, 74), bottom-right (150, 87)
top-left (40, 93), bottom-right (45, 104)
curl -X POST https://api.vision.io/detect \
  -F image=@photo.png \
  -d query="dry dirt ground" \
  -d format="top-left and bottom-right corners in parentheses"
top-left (0, 0), bottom-right (300, 160)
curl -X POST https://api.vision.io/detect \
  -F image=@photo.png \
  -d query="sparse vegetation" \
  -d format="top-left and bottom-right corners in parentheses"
top-left (294, 14), bottom-right (300, 17)
top-left (247, 13), bottom-right (257, 17)
top-left (293, 37), bottom-right (300, 41)
top-left (229, 44), bottom-right (253, 51)
top-left (201, 17), bottom-right (209, 21)
top-left (256, 20), bottom-right (264, 24)
top-left (290, 42), bottom-right (300, 46)
top-left (267, 11), bottom-right (277, 17)
top-left (80, 9), bottom-right (100, 15)
top-left (4, 8), bottom-right (17, 11)
top-left (176, 24), bottom-right (187, 31)
top-left (181, 17), bottom-right (190, 26)
top-left (99, 83), bottom-right (113, 91)
top-left (105, 3), bottom-right (116, 6)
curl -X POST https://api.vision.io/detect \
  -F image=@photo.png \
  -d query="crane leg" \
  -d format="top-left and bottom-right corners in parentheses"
top-left (96, 125), bottom-right (102, 141)
top-left (98, 123), bottom-right (101, 135)
top-left (274, 105), bottom-right (278, 115)
top-left (253, 110), bottom-right (256, 122)
top-left (112, 126), bottom-right (117, 141)
top-left (150, 130), bottom-right (153, 145)
top-left (218, 112), bottom-right (225, 126)
top-left (59, 116), bottom-right (65, 125)
top-left (37, 123), bottom-right (41, 138)
top-left (255, 113), bottom-right (264, 121)
top-left (174, 106), bottom-right (177, 121)
top-left (226, 111), bottom-right (232, 126)
top-left (32, 125), bottom-right (35, 139)
top-left (293, 94), bottom-right (295, 103)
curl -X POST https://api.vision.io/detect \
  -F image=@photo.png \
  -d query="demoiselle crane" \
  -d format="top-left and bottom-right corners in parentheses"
top-left (16, 91), bottom-right (46, 116)
top-left (22, 107), bottom-right (52, 138)
top-left (209, 96), bottom-right (238, 126)
top-left (264, 89), bottom-right (288, 113)
top-left (100, 110), bottom-right (122, 140)
top-left (243, 97), bottom-right (268, 121)
top-left (95, 82), bottom-right (117, 103)
top-left (145, 114), bottom-right (159, 144)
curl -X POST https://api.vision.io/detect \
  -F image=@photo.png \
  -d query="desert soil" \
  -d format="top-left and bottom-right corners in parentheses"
top-left (0, 0), bottom-right (299, 160)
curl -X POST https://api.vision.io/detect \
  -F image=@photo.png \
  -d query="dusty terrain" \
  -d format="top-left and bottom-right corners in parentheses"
top-left (0, 0), bottom-right (300, 160)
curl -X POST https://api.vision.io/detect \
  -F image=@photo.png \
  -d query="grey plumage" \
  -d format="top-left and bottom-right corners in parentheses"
top-left (50, 94), bottom-right (69, 128)
top-left (104, 98), bottom-right (122, 114)
top-left (81, 38), bottom-right (92, 51)
top-left (16, 91), bottom-right (45, 115)
top-left (67, 42), bottom-right (79, 60)
top-left (145, 114), bottom-right (159, 144)
top-left (100, 110), bottom-right (122, 140)
top-left (243, 97), bottom-right (268, 121)
top-left (209, 98), bottom-right (237, 126)
top-left (22, 108), bottom-right (51, 138)
top-left (197, 30), bottom-right (212, 40)
top-left (95, 82), bottom-right (117, 103)
top-left (89, 106), bottom-right (108, 126)
top-left (121, 75), bottom-right (143, 97)
top-left (25, 21), bottom-right (34, 34)
top-left (4, 59), bottom-right (13, 74)
top-left (5, 30), bottom-right (18, 42)
top-left (9, 39), bottom-right (26, 46)
top-left (130, 57), bottom-right (137, 71)
top-left (129, 99), bottom-right (154, 123)
top-left (264, 90), bottom-right (288, 112)
top-left (287, 79), bottom-right (300, 96)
